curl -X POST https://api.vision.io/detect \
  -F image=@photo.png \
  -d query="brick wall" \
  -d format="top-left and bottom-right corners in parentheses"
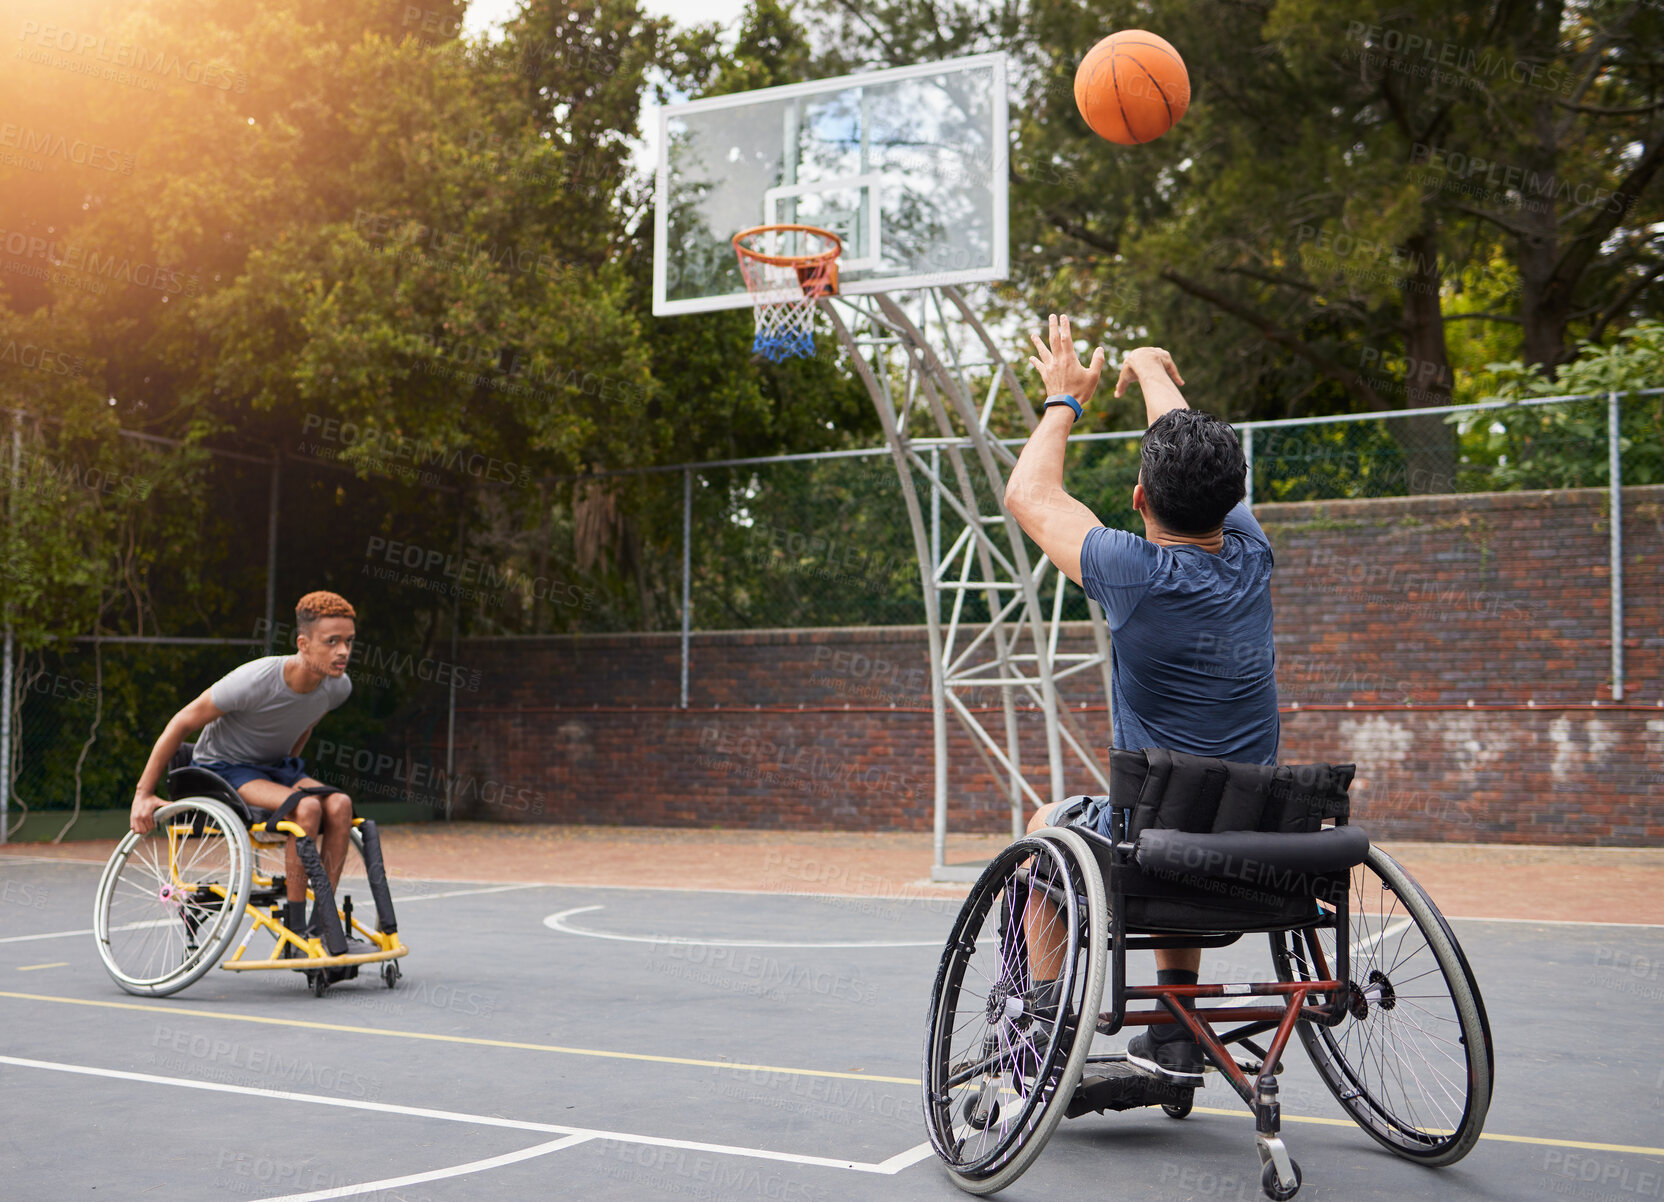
top-left (452, 485), bottom-right (1664, 845)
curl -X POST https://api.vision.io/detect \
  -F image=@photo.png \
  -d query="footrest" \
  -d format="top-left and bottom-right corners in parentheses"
top-left (1067, 1062), bottom-right (1195, 1118)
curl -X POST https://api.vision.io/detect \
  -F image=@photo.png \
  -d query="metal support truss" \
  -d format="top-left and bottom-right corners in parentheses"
top-left (822, 287), bottom-right (1113, 882)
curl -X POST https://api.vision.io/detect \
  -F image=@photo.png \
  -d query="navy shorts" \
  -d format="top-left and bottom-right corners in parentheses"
top-left (1043, 795), bottom-right (1117, 840)
top-left (194, 756), bottom-right (311, 792)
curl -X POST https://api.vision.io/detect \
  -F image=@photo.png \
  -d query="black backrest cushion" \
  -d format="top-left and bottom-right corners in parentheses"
top-left (168, 740), bottom-right (196, 774)
top-left (1111, 748), bottom-right (1353, 839)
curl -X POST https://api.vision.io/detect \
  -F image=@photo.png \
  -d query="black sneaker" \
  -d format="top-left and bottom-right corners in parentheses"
top-left (1126, 1030), bottom-right (1206, 1085)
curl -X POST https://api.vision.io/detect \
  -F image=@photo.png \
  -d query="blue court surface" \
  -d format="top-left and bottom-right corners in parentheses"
top-left (2, 854), bottom-right (1661, 1201)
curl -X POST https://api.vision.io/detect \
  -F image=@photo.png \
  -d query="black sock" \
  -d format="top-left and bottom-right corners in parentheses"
top-left (1152, 969), bottom-right (1199, 1043)
top-left (285, 900), bottom-right (307, 933)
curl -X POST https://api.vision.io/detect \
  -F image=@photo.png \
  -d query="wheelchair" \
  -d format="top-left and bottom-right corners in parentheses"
top-left (93, 742), bottom-right (408, 998)
top-left (923, 749), bottom-right (1493, 1199)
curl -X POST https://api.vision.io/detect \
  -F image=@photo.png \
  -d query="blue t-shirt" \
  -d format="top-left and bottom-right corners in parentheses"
top-left (1079, 502), bottom-right (1279, 766)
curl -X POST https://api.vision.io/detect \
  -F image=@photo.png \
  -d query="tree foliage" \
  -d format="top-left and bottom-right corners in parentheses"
top-left (0, 0), bottom-right (1657, 814)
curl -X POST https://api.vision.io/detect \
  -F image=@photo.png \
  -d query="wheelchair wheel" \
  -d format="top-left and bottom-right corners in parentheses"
top-left (93, 798), bottom-right (253, 996)
top-left (1271, 844), bottom-right (1492, 1166)
top-left (923, 827), bottom-right (1106, 1194)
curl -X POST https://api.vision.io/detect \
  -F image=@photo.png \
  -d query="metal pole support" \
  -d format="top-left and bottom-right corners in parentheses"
top-left (1609, 391), bottom-right (1624, 702)
top-left (681, 467), bottom-right (692, 709)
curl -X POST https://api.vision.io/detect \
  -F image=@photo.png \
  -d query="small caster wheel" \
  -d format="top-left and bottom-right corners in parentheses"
top-left (960, 1094), bottom-right (999, 1131)
top-left (1162, 1094), bottom-right (1193, 1119)
top-left (382, 961), bottom-right (401, 990)
top-left (1261, 1156), bottom-right (1302, 1200)
top-left (310, 970), bottom-right (329, 998)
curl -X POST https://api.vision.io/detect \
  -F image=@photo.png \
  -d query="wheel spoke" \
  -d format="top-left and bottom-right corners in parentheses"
top-left (1283, 851), bottom-right (1485, 1159)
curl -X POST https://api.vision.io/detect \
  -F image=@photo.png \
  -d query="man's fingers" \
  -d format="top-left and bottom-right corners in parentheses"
top-left (1088, 347), bottom-right (1106, 375)
top-left (1030, 331), bottom-right (1050, 363)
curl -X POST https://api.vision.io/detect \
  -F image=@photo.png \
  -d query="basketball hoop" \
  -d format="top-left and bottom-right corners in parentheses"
top-left (732, 224), bottom-right (842, 362)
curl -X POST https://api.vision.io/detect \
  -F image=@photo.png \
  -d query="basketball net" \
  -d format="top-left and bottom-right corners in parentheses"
top-left (732, 225), bottom-right (842, 362)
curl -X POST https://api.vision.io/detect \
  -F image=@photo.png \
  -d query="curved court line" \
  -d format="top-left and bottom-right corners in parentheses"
top-left (543, 904), bottom-right (970, 949)
top-left (250, 1134), bottom-right (592, 1202)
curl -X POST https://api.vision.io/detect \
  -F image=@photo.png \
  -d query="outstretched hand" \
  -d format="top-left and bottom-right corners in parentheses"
top-left (1113, 346), bottom-right (1185, 398)
top-left (1028, 314), bottom-right (1105, 409)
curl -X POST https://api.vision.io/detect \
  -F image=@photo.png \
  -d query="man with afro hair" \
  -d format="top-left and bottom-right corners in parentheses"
top-left (130, 591), bottom-right (360, 942)
top-left (1004, 315), bottom-right (1278, 1086)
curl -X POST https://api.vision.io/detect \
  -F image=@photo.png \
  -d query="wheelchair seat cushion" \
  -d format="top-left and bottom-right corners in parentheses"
top-left (1135, 825), bottom-right (1369, 889)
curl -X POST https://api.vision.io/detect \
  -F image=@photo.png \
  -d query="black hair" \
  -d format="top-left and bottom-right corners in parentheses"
top-left (1138, 409), bottom-right (1247, 536)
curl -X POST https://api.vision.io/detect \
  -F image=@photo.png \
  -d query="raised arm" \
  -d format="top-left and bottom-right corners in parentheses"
top-left (1004, 314), bottom-right (1106, 586)
top-left (1114, 346), bottom-right (1188, 425)
top-left (130, 688), bottom-right (225, 834)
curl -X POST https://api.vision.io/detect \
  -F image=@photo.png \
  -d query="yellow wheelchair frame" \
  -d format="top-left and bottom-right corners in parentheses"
top-left (93, 750), bottom-right (409, 998)
top-left (222, 815), bottom-right (409, 983)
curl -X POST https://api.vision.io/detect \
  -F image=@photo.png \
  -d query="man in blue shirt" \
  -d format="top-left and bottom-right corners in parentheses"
top-left (1006, 314), bottom-right (1278, 1084)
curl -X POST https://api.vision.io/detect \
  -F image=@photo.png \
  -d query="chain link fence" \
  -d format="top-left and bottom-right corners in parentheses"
top-left (4, 389), bottom-right (1658, 834)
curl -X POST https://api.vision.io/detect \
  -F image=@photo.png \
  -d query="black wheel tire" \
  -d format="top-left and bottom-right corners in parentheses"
top-left (1261, 1156), bottom-right (1302, 1200)
top-left (382, 961), bottom-right (401, 990)
top-left (1162, 1095), bottom-right (1193, 1120)
top-left (310, 970), bottom-right (328, 998)
top-left (93, 797), bottom-right (253, 996)
top-left (1271, 845), bottom-right (1491, 1166)
top-left (922, 827), bottom-right (1107, 1195)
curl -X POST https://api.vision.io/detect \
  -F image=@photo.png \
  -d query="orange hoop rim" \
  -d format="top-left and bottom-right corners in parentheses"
top-left (731, 224), bottom-right (843, 268)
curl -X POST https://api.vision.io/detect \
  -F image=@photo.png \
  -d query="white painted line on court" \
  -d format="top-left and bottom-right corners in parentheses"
top-left (251, 1134), bottom-right (593, 1202)
top-left (544, 904), bottom-right (959, 949)
top-left (0, 1055), bottom-right (932, 1174)
top-left (0, 885), bottom-right (549, 947)
top-left (0, 928), bottom-right (95, 944)
top-left (391, 882), bottom-right (555, 903)
top-left (1355, 918), bottom-right (1413, 953)
top-left (0, 918), bottom-right (169, 945)
top-left (2, 854), bottom-right (972, 906)
top-left (873, 1142), bottom-right (937, 1173)
top-left (1446, 914), bottom-right (1664, 929)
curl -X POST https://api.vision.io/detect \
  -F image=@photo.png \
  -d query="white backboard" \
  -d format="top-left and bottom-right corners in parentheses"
top-left (653, 53), bottom-right (1009, 316)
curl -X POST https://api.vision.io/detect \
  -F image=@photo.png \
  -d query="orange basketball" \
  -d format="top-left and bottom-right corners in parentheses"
top-left (1074, 30), bottom-right (1190, 145)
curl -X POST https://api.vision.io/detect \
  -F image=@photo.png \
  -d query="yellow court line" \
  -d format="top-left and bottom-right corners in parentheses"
top-left (5, 990), bottom-right (1661, 1161)
top-left (0, 990), bottom-right (916, 1086)
top-left (15, 963), bottom-right (69, 972)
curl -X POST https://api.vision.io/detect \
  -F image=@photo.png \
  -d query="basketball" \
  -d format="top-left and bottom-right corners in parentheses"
top-left (1074, 30), bottom-right (1190, 145)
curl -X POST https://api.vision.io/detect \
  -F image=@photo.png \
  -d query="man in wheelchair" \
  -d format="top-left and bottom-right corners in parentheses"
top-left (128, 590), bottom-right (360, 954)
top-left (923, 319), bottom-right (1490, 1198)
top-left (1006, 316), bottom-right (1277, 1086)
